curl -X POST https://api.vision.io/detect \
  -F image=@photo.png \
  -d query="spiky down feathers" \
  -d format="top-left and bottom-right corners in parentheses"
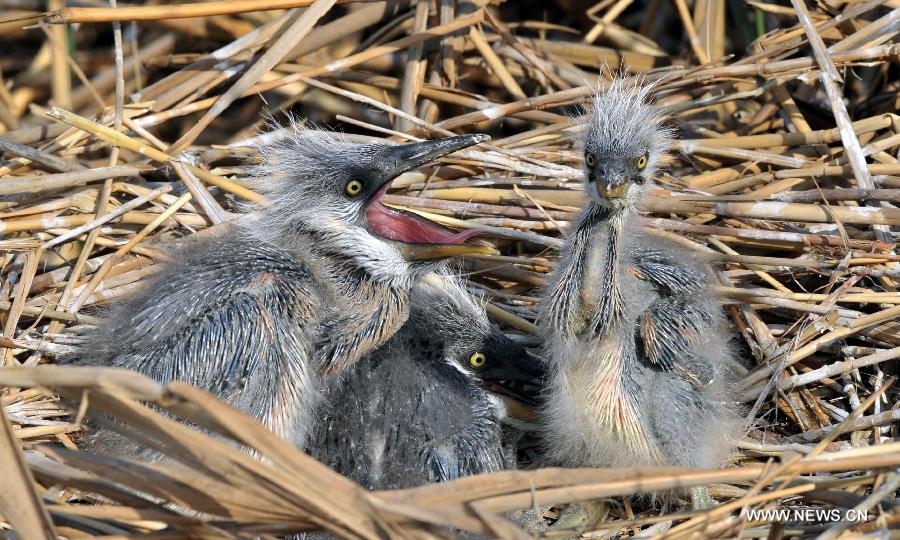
top-left (541, 216), bottom-right (741, 469)
top-left (308, 272), bottom-right (515, 489)
top-left (541, 82), bottom-right (741, 471)
top-left (581, 79), bottom-right (674, 207)
top-left (71, 238), bottom-right (322, 451)
top-left (247, 129), bottom-right (417, 288)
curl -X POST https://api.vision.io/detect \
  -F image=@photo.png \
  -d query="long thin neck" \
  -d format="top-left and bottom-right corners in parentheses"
top-left (587, 207), bottom-right (627, 337)
top-left (310, 249), bottom-right (412, 374)
top-left (238, 219), bottom-right (413, 374)
top-left (247, 210), bottom-right (414, 289)
top-left (254, 226), bottom-right (413, 374)
top-left (544, 202), bottom-right (628, 339)
top-left (315, 286), bottom-right (410, 375)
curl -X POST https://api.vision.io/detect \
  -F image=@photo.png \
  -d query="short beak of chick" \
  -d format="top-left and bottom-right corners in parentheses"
top-left (592, 166), bottom-right (633, 200)
top-left (595, 180), bottom-right (630, 199)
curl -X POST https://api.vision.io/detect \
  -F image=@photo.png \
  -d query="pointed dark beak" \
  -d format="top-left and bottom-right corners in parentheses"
top-left (377, 134), bottom-right (489, 180)
top-left (521, 350), bottom-right (548, 382)
top-left (477, 348), bottom-right (545, 406)
top-left (484, 350), bottom-right (546, 383)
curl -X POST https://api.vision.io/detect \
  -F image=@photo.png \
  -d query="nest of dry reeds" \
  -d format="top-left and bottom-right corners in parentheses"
top-left (0, 0), bottom-right (898, 538)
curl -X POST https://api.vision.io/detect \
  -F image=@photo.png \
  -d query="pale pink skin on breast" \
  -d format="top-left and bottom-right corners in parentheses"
top-left (545, 330), bottom-right (662, 468)
top-left (541, 211), bottom-right (667, 469)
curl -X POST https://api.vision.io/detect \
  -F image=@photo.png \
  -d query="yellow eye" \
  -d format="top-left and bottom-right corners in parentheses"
top-left (345, 180), bottom-right (364, 196)
top-left (469, 352), bottom-right (487, 368)
top-left (636, 154), bottom-right (648, 170)
top-left (585, 153), bottom-right (596, 167)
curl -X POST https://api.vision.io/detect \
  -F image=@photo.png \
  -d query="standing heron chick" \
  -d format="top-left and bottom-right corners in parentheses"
top-left (539, 80), bottom-right (741, 507)
top-left (308, 271), bottom-right (543, 490)
top-left (71, 130), bottom-right (492, 452)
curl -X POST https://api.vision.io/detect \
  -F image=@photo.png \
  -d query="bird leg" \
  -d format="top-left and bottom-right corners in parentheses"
top-left (515, 506), bottom-right (549, 535)
top-left (690, 486), bottom-right (715, 510)
top-left (547, 500), bottom-right (609, 535)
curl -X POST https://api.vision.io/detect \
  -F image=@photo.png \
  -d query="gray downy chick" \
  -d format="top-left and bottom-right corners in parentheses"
top-left (539, 80), bottom-right (742, 481)
top-left (67, 130), bottom-right (492, 454)
top-left (306, 271), bottom-right (543, 490)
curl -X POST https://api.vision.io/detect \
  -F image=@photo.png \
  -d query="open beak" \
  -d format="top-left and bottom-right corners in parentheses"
top-left (366, 134), bottom-right (495, 260)
top-left (477, 350), bottom-right (545, 406)
top-left (381, 134), bottom-right (489, 176)
top-left (397, 243), bottom-right (496, 260)
top-left (499, 396), bottom-right (539, 423)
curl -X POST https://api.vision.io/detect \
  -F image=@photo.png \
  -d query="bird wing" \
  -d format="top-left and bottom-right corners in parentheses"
top-left (629, 247), bottom-right (720, 386)
top-left (629, 247), bottom-right (708, 296)
top-left (636, 297), bottom-right (717, 386)
top-left (308, 342), bottom-right (502, 489)
top-left (419, 382), bottom-right (504, 483)
top-left (72, 241), bottom-right (320, 444)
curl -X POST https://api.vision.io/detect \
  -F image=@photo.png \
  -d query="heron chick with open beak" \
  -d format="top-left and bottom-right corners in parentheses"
top-left (71, 130), bottom-right (493, 453)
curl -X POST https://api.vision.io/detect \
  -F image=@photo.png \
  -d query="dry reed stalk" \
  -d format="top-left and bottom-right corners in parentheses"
top-left (41, 185), bottom-right (173, 247)
top-left (69, 192), bottom-right (192, 311)
top-left (0, 402), bottom-right (55, 538)
top-left (168, 0), bottom-right (337, 153)
top-left (37, 0), bottom-right (365, 24)
top-left (1, 0), bottom-right (898, 536)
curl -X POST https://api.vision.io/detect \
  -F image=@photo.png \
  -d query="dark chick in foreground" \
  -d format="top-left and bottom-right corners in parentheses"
top-left (539, 80), bottom-right (742, 508)
top-left (70, 130), bottom-right (491, 451)
top-left (308, 271), bottom-right (543, 490)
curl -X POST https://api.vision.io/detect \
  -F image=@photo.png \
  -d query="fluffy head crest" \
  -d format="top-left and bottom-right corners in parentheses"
top-left (244, 127), bottom-right (412, 284)
top-left (243, 125), bottom-right (493, 285)
top-left (411, 270), bottom-right (490, 342)
top-left (580, 78), bottom-right (674, 206)
top-left (585, 79), bottom-right (672, 168)
top-left (249, 128), bottom-right (374, 217)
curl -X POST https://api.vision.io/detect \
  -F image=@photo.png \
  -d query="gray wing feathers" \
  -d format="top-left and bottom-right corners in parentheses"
top-left (309, 340), bottom-right (503, 490)
top-left (632, 258), bottom-right (705, 296)
top-left (70, 240), bottom-right (320, 446)
top-left (111, 291), bottom-right (273, 393)
top-left (638, 298), bottom-right (717, 386)
top-left (629, 244), bottom-right (720, 386)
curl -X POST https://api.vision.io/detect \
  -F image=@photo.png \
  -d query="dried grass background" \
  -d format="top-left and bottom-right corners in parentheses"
top-left (0, 0), bottom-right (899, 538)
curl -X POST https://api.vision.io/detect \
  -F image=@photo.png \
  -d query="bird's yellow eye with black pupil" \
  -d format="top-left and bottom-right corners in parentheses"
top-left (585, 153), bottom-right (596, 167)
top-left (636, 154), bottom-right (648, 170)
top-left (345, 180), bottom-right (364, 196)
top-left (469, 352), bottom-right (487, 368)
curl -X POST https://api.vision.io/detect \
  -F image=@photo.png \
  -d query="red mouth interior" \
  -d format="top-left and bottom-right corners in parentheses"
top-left (365, 183), bottom-right (482, 244)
